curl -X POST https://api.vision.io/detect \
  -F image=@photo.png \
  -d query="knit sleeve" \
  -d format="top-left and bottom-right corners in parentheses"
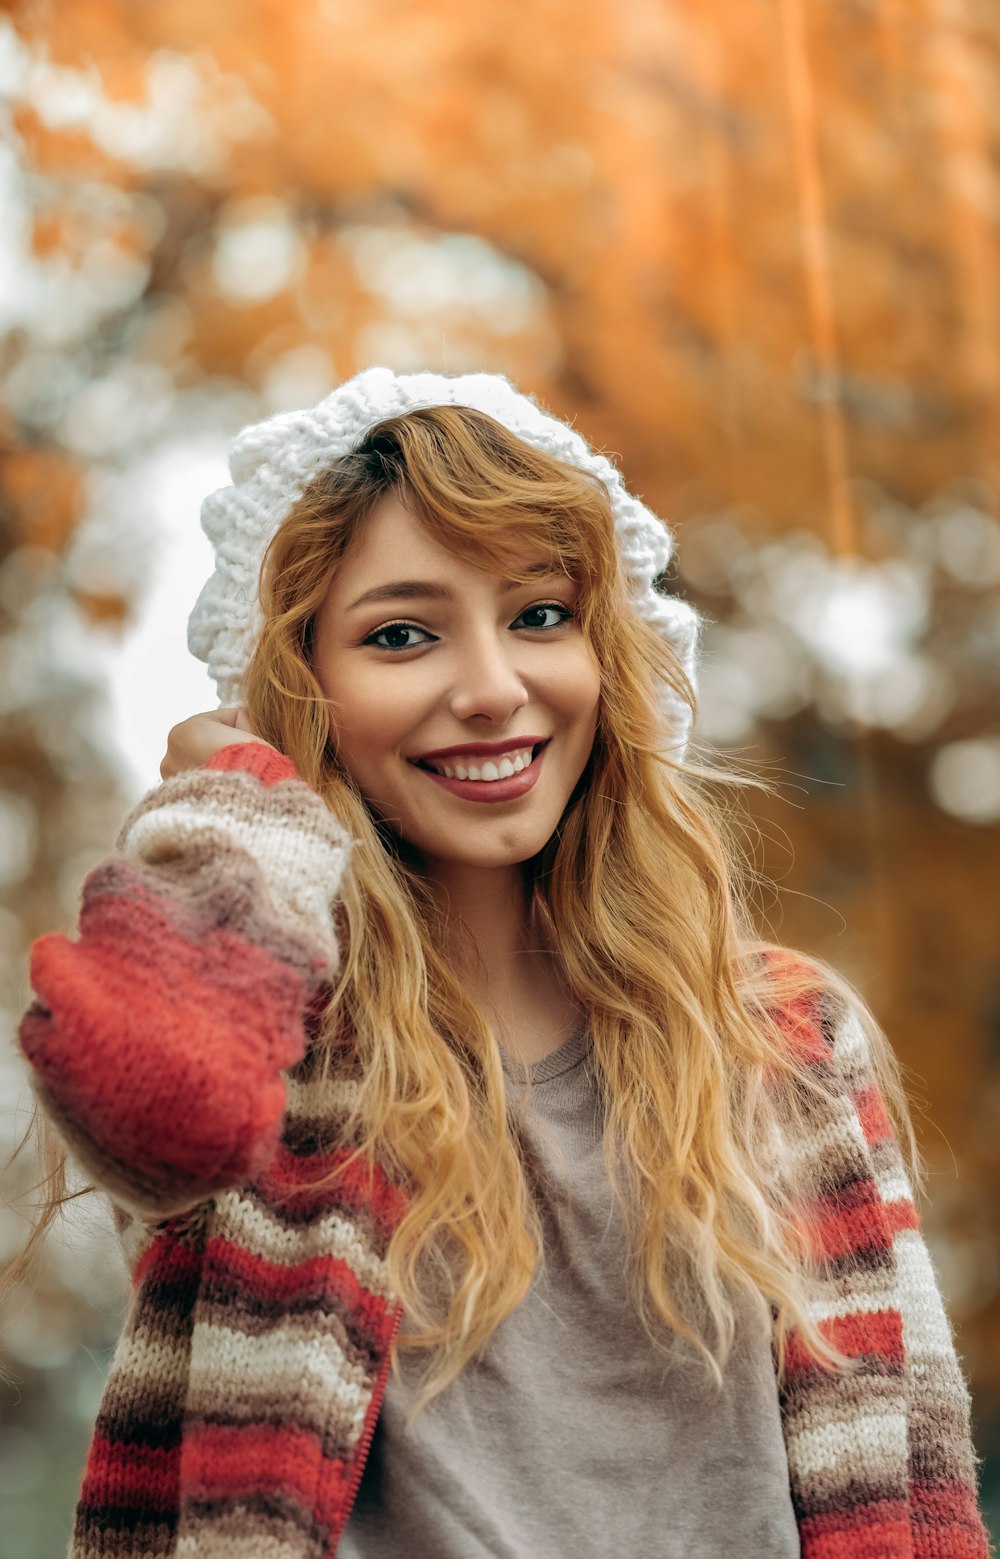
top-left (15, 741), bottom-right (356, 1226)
top-left (778, 979), bottom-right (992, 1559)
top-left (828, 1000), bottom-right (991, 1558)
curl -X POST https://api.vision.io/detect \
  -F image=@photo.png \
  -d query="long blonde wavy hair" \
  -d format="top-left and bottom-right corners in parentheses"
top-left (4, 404), bottom-right (921, 1425)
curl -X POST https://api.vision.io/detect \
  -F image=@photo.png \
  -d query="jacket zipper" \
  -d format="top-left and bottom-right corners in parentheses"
top-left (334, 1299), bottom-right (405, 1545)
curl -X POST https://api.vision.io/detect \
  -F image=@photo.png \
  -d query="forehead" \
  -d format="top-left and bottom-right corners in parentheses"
top-left (343, 493), bottom-right (450, 571)
top-left (324, 491), bottom-right (565, 608)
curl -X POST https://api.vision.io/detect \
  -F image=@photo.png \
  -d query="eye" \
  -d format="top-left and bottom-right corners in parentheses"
top-left (517, 601), bottom-right (576, 631)
top-left (361, 601), bottom-right (575, 652)
top-left (361, 621), bottom-right (434, 651)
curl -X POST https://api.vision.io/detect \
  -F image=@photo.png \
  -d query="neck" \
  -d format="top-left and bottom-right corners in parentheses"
top-left (422, 860), bottom-right (557, 1013)
top-left (429, 858), bottom-right (532, 959)
top-left (415, 858), bottom-right (584, 1066)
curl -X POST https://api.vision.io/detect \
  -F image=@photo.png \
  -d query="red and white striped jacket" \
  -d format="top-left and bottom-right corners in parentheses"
top-left (16, 741), bottom-right (991, 1558)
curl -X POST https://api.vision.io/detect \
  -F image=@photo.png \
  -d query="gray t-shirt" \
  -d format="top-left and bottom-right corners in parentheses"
top-left (339, 1026), bottom-right (800, 1557)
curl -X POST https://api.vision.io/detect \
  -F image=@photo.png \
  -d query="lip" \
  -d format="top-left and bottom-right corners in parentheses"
top-left (415, 735), bottom-right (549, 762)
top-left (409, 741), bottom-right (548, 804)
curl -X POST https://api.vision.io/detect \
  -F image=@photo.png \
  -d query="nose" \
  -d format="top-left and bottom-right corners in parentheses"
top-left (447, 627), bottom-right (529, 724)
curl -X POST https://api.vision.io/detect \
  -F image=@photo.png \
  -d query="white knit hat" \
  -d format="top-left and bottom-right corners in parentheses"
top-left (188, 364), bottom-right (701, 753)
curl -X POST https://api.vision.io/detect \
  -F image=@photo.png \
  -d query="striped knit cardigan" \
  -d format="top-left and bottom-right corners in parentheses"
top-left (16, 741), bottom-right (991, 1559)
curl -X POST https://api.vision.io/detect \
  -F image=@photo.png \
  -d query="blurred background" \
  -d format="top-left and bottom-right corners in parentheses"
top-left (0, 0), bottom-right (998, 1551)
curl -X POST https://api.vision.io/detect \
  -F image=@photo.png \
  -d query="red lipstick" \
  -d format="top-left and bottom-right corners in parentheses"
top-left (416, 736), bottom-right (548, 762)
top-left (412, 742), bottom-right (549, 804)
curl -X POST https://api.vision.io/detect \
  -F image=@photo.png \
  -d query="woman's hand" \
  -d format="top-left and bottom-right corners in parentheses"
top-left (160, 707), bottom-right (275, 780)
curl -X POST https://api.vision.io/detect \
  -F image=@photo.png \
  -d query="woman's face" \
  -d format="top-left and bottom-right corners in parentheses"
top-left (311, 490), bottom-right (601, 871)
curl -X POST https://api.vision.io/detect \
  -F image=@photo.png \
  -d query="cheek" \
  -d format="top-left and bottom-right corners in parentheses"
top-left (321, 675), bottom-right (418, 777)
top-left (329, 700), bottom-right (403, 760)
top-left (552, 645), bottom-right (602, 720)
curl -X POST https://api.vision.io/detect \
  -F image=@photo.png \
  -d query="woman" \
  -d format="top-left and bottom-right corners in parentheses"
top-left (8, 365), bottom-right (990, 1556)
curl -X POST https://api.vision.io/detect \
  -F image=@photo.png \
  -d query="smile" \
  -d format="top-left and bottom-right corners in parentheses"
top-left (409, 741), bottom-right (549, 804)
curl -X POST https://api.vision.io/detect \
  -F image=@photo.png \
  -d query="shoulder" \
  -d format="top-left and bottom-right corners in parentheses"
top-left (740, 940), bottom-right (921, 1186)
top-left (743, 941), bottom-right (882, 1062)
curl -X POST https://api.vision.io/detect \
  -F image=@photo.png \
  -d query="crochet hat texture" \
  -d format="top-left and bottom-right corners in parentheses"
top-left (188, 364), bottom-right (702, 753)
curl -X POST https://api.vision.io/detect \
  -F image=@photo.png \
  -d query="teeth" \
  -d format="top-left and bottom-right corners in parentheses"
top-left (428, 745), bottom-right (536, 781)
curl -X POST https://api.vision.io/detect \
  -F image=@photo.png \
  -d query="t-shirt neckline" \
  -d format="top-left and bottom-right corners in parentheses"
top-left (498, 1022), bottom-right (592, 1085)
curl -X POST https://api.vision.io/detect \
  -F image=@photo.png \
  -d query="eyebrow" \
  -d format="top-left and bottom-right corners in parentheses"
top-left (346, 562), bottom-right (566, 613)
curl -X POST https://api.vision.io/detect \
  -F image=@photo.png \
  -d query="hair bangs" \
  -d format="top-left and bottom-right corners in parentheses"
top-left (352, 405), bottom-right (619, 601)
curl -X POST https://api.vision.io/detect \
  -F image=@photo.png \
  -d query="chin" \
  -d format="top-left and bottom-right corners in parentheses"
top-left (412, 831), bottom-right (553, 868)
